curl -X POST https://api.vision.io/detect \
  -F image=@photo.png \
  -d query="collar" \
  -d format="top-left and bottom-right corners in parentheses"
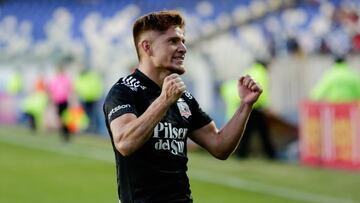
top-left (134, 69), bottom-right (161, 91)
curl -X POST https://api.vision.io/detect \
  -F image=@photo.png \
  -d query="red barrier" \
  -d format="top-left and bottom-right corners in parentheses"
top-left (299, 101), bottom-right (360, 170)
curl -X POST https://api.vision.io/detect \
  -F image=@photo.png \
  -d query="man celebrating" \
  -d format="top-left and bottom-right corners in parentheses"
top-left (103, 10), bottom-right (262, 203)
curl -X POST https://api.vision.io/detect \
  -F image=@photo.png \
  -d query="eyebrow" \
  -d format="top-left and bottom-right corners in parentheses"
top-left (167, 36), bottom-right (186, 43)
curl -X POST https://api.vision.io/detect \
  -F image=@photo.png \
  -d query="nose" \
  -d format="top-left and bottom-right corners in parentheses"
top-left (178, 42), bottom-right (187, 54)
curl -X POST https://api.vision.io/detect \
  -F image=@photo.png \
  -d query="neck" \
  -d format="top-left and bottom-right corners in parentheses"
top-left (138, 61), bottom-right (170, 88)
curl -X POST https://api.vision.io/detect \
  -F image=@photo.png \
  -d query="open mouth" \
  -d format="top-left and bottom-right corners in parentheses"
top-left (172, 55), bottom-right (185, 64)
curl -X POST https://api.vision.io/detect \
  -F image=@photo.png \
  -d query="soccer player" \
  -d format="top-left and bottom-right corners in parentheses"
top-left (103, 10), bottom-right (262, 203)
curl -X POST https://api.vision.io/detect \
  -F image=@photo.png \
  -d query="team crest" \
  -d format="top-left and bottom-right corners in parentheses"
top-left (177, 98), bottom-right (192, 118)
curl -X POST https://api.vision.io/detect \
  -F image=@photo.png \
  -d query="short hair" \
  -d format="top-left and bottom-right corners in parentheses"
top-left (132, 10), bottom-right (185, 60)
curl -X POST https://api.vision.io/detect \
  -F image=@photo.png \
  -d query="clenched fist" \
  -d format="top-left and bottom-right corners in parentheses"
top-left (238, 75), bottom-right (262, 105)
top-left (160, 73), bottom-right (186, 104)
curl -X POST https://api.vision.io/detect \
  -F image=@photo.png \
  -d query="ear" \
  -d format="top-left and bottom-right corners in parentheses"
top-left (140, 40), bottom-right (152, 56)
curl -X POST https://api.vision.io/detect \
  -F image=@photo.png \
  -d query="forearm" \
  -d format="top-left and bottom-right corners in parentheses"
top-left (114, 96), bottom-right (170, 156)
top-left (217, 101), bottom-right (253, 157)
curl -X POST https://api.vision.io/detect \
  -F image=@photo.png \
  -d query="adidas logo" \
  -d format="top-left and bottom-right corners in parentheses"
top-left (121, 76), bottom-right (146, 91)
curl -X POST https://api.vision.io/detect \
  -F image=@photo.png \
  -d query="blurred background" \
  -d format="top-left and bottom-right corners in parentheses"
top-left (1, 0), bottom-right (360, 202)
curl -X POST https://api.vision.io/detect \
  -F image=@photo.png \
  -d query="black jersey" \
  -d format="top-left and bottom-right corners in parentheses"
top-left (103, 69), bottom-right (212, 203)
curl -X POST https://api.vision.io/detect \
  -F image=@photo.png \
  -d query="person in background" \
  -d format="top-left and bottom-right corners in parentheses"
top-left (310, 55), bottom-right (360, 102)
top-left (6, 69), bottom-right (24, 125)
top-left (74, 68), bottom-right (103, 134)
top-left (6, 70), bottom-right (23, 96)
top-left (103, 10), bottom-right (262, 203)
top-left (48, 62), bottom-right (73, 142)
top-left (221, 59), bottom-right (276, 160)
top-left (21, 75), bottom-right (48, 132)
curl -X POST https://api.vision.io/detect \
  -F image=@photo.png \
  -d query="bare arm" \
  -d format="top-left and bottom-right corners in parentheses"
top-left (190, 75), bottom-right (262, 160)
top-left (110, 74), bottom-right (185, 156)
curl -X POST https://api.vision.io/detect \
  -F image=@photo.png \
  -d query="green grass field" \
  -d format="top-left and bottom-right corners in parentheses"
top-left (1, 125), bottom-right (359, 203)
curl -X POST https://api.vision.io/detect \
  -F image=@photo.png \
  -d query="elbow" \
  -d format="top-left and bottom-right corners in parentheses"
top-left (113, 130), bottom-right (136, 157)
top-left (205, 140), bottom-right (232, 160)
top-left (212, 150), bottom-right (231, 160)
top-left (216, 154), bottom-right (231, 160)
top-left (210, 140), bottom-right (233, 160)
top-left (115, 142), bottom-right (133, 157)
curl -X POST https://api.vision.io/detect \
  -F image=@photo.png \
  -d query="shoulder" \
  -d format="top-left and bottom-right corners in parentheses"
top-left (182, 90), bottom-right (200, 107)
top-left (183, 90), bottom-right (195, 100)
top-left (103, 76), bottom-right (139, 113)
top-left (108, 74), bottom-right (145, 94)
top-left (119, 75), bottom-right (147, 92)
top-left (104, 76), bottom-right (137, 101)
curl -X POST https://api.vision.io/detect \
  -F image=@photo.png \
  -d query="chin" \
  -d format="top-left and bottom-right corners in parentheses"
top-left (168, 66), bottom-right (185, 75)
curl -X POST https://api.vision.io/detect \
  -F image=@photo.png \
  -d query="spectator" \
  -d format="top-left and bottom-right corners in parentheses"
top-left (310, 55), bottom-right (360, 102)
top-left (6, 71), bottom-right (23, 96)
top-left (21, 76), bottom-right (48, 132)
top-left (74, 69), bottom-right (104, 134)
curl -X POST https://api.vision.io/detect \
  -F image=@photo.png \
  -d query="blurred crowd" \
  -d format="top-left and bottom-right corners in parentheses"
top-left (3, 59), bottom-right (105, 142)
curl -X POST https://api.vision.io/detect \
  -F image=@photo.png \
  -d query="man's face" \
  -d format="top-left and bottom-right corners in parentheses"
top-left (149, 26), bottom-right (187, 75)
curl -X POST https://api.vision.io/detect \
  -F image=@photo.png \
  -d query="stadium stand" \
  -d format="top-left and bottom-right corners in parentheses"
top-left (0, 0), bottom-right (359, 141)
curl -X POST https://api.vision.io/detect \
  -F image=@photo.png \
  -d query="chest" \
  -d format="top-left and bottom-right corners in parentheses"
top-left (135, 92), bottom-right (192, 129)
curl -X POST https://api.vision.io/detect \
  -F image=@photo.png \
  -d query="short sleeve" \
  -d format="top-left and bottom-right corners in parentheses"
top-left (184, 92), bottom-right (212, 131)
top-left (103, 83), bottom-right (138, 124)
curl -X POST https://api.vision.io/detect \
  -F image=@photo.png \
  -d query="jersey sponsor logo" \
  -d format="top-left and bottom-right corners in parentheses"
top-left (153, 121), bottom-right (188, 156)
top-left (121, 76), bottom-right (146, 91)
top-left (108, 104), bottom-right (131, 120)
top-left (154, 139), bottom-right (185, 156)
top-left (177, 98), bottom-right (192, 118)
